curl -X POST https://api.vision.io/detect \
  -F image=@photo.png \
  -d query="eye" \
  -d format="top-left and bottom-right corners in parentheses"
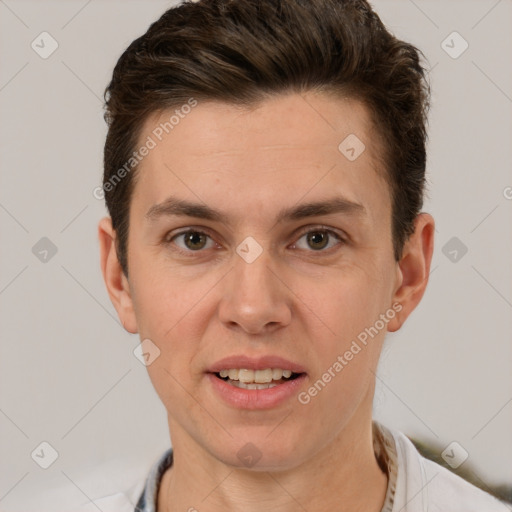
top-left (292, 228), bottom-right (344, 252)
top-left (164, 226), bottom-right (345, 257)
top-left (168, 230), bottom-right (215, 253)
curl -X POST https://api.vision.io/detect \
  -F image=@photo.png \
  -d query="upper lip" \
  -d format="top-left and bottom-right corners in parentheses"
top-left (207, 355), bottom-right (307, 374)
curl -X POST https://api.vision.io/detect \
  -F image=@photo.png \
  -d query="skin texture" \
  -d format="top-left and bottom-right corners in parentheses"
top-left (99, 92), bottom-right (435, 512)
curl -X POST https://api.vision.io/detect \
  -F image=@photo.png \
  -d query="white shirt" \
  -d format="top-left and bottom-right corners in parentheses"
top-left (75, 421), bottom-right (510, 511)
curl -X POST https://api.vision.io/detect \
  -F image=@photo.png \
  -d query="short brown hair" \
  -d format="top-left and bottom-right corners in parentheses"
top-left (103, 0), bottom-right (430, 277)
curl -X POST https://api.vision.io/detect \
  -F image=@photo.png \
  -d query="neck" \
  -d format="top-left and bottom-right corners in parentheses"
top-left (158, 412), bottom-right (388, 512)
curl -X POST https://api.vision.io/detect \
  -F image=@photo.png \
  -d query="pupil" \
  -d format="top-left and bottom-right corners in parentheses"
top-left (308, 231), bottom-right (327, 250)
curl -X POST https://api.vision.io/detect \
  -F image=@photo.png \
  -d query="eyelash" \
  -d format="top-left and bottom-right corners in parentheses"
top-left (163, 225), bottom-right (346, 257)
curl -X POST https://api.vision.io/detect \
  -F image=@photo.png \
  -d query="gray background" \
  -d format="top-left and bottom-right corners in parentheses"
top-left (0, 0), bottom-right (511, 510)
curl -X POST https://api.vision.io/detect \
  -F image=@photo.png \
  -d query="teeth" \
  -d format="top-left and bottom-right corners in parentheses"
top-left (230, 381), bottom-right (279, 390)
top-left (216, 368), bottom-right (297, 383)
top-left (272, 368), bottom-right (282, 380)
top-left (255, 369), bottom-right (273, 383)
top-left (239, 369), bottom-right (256, 383)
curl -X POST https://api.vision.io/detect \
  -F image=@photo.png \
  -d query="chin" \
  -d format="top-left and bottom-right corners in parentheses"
top-left (210, 431), bottom-right (307, 472)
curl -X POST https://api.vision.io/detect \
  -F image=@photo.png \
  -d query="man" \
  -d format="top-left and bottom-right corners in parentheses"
top-left (93, 0), bottom-right (509, 510)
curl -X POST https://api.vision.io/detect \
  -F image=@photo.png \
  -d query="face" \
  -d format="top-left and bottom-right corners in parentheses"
top-left (100, 92), bottom-right (433, 471)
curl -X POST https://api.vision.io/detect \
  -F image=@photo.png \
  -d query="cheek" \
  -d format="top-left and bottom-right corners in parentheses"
top-left (298, 278), bottom-right (384, 418)
top-left (296, 263), bottom-right (390, 409)
top-left (128, 270), bottom-right (204, 397)
top-left (293, 348), bottom-right (376, 456)
top-left (304, 263), bottom-right (391, 341)
top-left (129, 255), bottom-right (214, 339)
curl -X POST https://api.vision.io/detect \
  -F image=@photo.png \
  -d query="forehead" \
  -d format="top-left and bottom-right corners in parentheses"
top-left (130, 92), bottom-right (390, 225)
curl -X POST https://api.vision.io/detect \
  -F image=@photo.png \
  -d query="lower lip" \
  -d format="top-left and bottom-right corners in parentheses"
top-left (206, 373), bottom-right (307, 410)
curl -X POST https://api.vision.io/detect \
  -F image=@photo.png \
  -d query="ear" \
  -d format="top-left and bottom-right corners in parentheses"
top-left (98, 216), bottom-right (138, 334)
top-left (387, 213), bottom-right (435, 332)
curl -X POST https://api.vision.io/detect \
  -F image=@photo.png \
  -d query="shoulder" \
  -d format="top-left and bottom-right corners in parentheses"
top-left (77, 448), bottom-right (173, 512)
top-left (69, 479), bottom-right (145, 512)
top-left (385, 425), bottom-right (510, 512)
top-left (67, 452), bottom-right (166, 512)
top-left (421, 457), bottom-right (510, 511)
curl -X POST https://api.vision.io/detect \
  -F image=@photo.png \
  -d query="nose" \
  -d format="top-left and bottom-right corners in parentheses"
top-left (217, 243), bottom-right (292, 335)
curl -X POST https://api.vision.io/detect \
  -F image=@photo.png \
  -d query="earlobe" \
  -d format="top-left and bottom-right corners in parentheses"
top-left (387, 213), bottom-right (435, 332)
top-left (98, 216), bottom-right (138, 334)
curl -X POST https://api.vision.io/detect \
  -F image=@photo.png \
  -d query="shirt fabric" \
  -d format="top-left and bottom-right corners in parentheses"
top-left (78, 420), bottom-right (510, 512)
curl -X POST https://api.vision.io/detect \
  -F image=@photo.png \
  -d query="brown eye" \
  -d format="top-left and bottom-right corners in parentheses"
top-left (293, 228), bottom-right (344, 252)
top-left (168, 230), bottom-right (215, 253)
top-left (306, 231), bottom-right (329, 250)
top-left (183, 231), bottom-right (208, 250)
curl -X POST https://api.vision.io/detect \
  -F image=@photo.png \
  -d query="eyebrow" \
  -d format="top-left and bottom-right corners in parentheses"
top-left (145, 195), bottom-right (366, 225)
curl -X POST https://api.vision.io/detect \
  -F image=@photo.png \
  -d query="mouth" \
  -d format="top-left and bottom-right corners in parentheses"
top-left (213, 368), bottom-right (304, 389)
top-left (206, 355), bottom-right (307, 409)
